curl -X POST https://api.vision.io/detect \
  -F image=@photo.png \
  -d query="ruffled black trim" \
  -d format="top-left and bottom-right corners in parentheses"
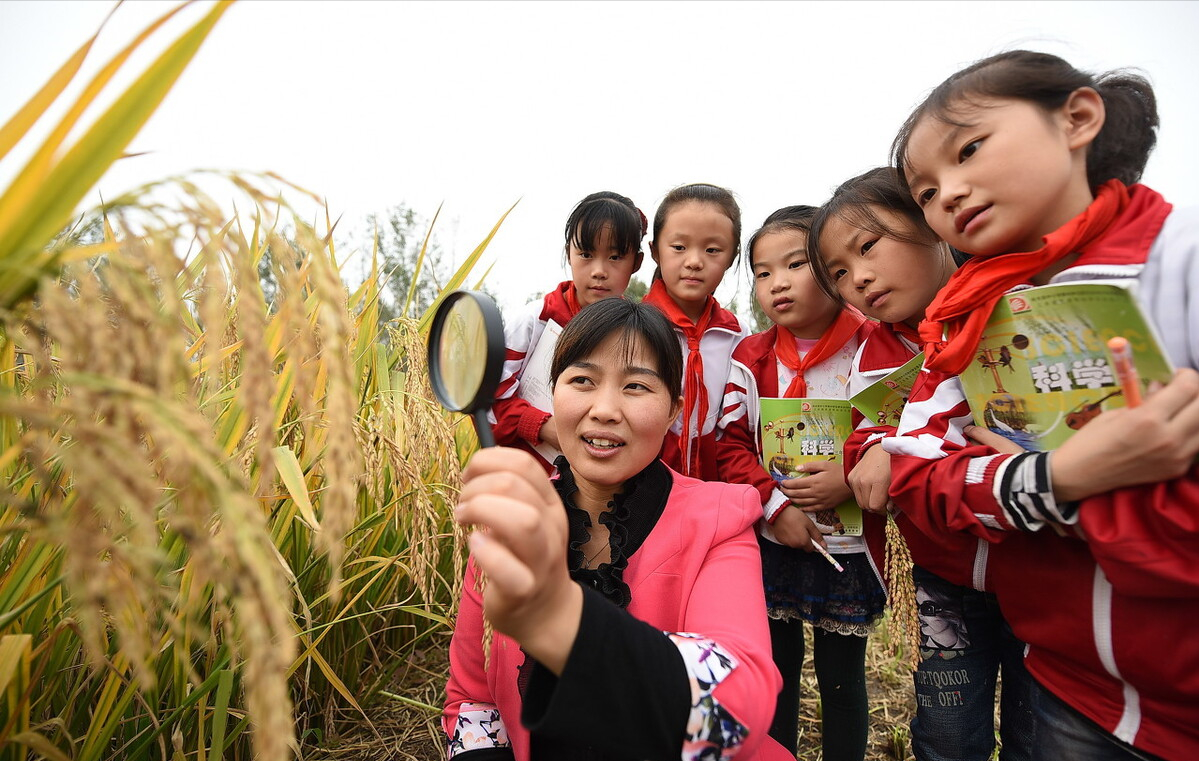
top-left (552, 456), bottom-right (672, 610)
top-left (516, 457), bottom-right (674, 721)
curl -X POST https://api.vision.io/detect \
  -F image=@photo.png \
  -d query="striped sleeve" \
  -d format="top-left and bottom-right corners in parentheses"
top-left (883, 369), bottom-right (1027, 541)
top-left (715, 360), bottom-right (789, 521)
top-left (489, 301), bottom-right (551, 447)
top-left (993, 452), bottom-right (1079, 530)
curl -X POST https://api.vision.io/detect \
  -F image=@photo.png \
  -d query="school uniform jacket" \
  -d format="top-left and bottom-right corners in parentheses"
top-left (657, 303), bottom-right (749, 482)
top-left (844, 321), bottom-right (995, 592)
top-left (489, 281), bottom-right (576, 472)
top-left (883, 186), bottom-right (1199, 760)
top-left (442, 464), bottom-right (791, 761)
top-left (716, 324), bottom-right (886, 586)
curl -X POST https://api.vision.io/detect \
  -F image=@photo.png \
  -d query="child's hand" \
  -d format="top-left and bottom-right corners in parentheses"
top-left (538, 417), bottom-right (560, 450)
top-left (771, 506), bottom-right (827, 552)
top-left (1051, 368), bottom-right (1199, 502)
top-left (847, 444), bottom-right (892, 515)
top-left (963, 424), bottom-right (1027, 454)
top-left (455, 447), bottom-right (582, 674)
top-left (779, 461), bottom-right (854, 511)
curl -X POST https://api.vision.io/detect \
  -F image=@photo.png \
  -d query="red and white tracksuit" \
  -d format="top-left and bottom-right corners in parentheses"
top-left (884, 188), bottom-right (1199, 760)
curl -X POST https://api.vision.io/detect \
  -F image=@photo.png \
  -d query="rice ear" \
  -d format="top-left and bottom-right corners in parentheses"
top-left (884, 514), bottom-right (921, 672)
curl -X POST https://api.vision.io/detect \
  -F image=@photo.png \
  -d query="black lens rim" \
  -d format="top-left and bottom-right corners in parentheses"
top-left (426, 289), bottom-right (505, 414)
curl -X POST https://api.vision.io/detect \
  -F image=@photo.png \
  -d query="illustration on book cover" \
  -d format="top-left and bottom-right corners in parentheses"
top-left (959, 282), bottom-right (1172, 451)
top-left (759, 397), bottom-right (863, 536)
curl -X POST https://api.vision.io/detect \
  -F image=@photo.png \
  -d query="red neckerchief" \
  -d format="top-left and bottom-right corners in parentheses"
top-left (774, 308), bottom-right (867, 397)
top-left (643, 279), bottom-right (718, 477)
top-left (540, 281), bottom-right (581, 325)
top-left (1071, 184), bottom-right (1172, 268)
top-left (920, 180), bottom-right (1132, 375)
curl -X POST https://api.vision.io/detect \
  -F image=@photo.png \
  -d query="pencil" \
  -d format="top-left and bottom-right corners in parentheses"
top-left (813, 542), bottom-right (844, 573)
top-left (1107, 336), bottom-right (1142, 408)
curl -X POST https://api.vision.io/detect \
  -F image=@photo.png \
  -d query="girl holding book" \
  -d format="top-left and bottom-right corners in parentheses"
top-left (491, 191), bottom-right (647, 473)
top-left (808, 166), bottom-right (1034, 761)
top-left (641, 183), bottom-right (749, 481)
top-left (886, 50), bottom-right (1199, 760)
top-left (716, 205), bottom-right (883, 760)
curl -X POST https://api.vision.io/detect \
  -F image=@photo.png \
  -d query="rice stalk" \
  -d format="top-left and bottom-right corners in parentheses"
top-left (3, 15), bottom-right (496, 740)
top-left (884, 515), bottom-right (920, 672)
top-left (2, 217), bottom-right (299, 757)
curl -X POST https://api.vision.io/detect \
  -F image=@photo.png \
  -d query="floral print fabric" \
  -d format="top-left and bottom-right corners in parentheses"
top-left (447, 702), bottom-right (510, 757)
top-left (669, 632), bottom-right (749, 760)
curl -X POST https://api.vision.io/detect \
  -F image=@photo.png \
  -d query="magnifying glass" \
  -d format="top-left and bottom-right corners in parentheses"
top-left (426, 290), bottom-right (506, 448)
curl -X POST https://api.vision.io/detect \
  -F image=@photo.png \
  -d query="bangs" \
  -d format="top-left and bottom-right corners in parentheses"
top-left (606, 321), bottom-right (681, 401)
top-left (571, 200), bottom-right (643, 256)
top-left (550, 298), bottom-right (682, 400)
top-left (838, 204), bottom-right (936, 248)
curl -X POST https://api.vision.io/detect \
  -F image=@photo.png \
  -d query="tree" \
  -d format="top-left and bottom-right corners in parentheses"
top-left (361, 204), bottom-right (448, 324)
top-left (746, 292), bottom-right (771, 334)
top-left (625, 276), bottom-right (649, 302)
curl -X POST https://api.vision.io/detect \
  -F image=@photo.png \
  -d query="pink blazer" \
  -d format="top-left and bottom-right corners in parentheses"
top-left (443, 466), bottom-right (792, 760)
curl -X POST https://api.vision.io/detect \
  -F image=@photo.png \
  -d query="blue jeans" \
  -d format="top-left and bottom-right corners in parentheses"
top-left (1027, 677), bottom-right (1166, 761)
top-left (910, 566), bottom-right (1034, 761)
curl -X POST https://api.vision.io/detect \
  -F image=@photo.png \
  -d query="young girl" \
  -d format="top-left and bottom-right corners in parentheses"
top-left (716, 205), bottom-right (884, 760)
top-left (886, 50), bottom-right (1199, 761)
top-left (491, 191), bottom-right (647, 472)
top-left (807, 167), bottom-right (1034, 761)
top-left (641, 183), bottom-right (749, 481)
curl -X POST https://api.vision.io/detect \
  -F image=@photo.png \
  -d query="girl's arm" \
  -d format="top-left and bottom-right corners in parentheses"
top-left (843, 340), bottom-right (910, 514)
top-left (490, 397), bottom-right (553, 450)
top-left (490, 305), bottom-right (553, 449)
top-left (845, 422), bottom-right (895, 516)
top-left (884, 369), bottom-right (1034, 543)
top-left (886, 368), bottom-right (1199, 597)
top-left (716, 361), bottom-right (826, 549)
top-left (715, 360), bottom-right (790, 522)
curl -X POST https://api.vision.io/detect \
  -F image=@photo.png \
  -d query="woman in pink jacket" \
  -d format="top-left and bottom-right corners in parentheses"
top-left (443, 297), bottom-right (791, 761)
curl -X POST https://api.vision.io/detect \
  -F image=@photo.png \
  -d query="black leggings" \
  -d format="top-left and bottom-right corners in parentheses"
top-left (767, 616), bottom-right (869, 760)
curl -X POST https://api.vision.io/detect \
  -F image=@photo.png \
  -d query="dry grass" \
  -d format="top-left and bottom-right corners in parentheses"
top-left (333, 620), bottom-right (919, 761)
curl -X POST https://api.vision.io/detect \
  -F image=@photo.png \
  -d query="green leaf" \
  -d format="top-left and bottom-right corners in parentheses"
top-left (272, 445), bottom-right (318, 529)
top-left (0, 0), bottom-right (235, 308)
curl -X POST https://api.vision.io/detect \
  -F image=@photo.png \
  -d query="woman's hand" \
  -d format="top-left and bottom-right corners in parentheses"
top-left (779, 460), bottom-right (854, 511)
top-left (771, 505), bottom-right (827, 552)
top-left (454, 447), bottom-right (583, 674)
top-left (1051, 368), bottom-right (1199, 502)
top-left (847, 444), bottom-right (892, 515)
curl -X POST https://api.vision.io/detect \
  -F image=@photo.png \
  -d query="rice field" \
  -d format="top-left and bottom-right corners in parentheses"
top-left (0, 3), bottom-right (932, 759)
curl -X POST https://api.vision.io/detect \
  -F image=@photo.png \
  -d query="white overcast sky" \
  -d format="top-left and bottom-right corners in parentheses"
top-left (2, 0), bottom-right (1198, 314)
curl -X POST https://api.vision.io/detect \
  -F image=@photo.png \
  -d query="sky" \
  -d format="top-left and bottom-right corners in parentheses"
top-left (2, 0), bottom-right (1198, 315)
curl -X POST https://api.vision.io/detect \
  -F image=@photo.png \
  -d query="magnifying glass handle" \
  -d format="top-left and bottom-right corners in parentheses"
top-left (472, 408), bottom-right (496, 448)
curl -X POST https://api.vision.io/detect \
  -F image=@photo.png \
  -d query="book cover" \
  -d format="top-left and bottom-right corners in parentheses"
top-left (516, 318), bottom-right (564, 463)
top-left (959, 280), bottom-right (1174, 451)
top-left (849, 352), bottom-right (925, 427)
top-left (759, 397), bottom-right (863, 537)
